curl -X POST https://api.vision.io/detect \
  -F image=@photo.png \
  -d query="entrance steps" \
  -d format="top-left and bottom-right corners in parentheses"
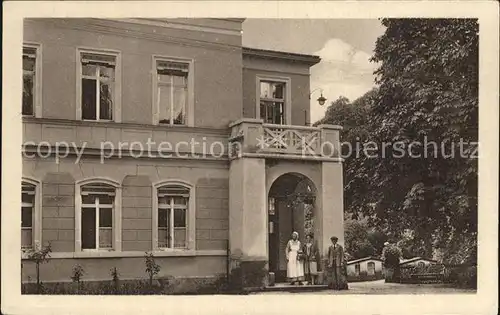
top-left (259, 282), bottom-right (328, 293)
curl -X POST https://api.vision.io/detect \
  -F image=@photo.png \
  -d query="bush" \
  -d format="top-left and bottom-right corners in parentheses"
top-left (24, 242), bottom-right (52, 293)
top-left (144, 252), bottom-right (161, 288)
top-left (21, 276), bottom-right (233, 295)
top-left (446, 265), bottom-right (477, 288)
top-left (71, 264), bottom-right (85, 293)
top-left (228, 260), bottom-right (267, 292)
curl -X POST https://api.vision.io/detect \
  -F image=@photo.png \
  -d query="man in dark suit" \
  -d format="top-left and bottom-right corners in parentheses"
top-left (327, 236), bottom-right (348, 290)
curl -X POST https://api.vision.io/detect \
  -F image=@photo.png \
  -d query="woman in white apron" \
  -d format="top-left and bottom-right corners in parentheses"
top-left (285, 231), bottom-right (305, 285)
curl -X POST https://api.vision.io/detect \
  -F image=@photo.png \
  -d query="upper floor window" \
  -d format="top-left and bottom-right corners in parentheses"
top-left (77, 49), bottom-right (121, 122)
top-left (21, 178), bottom-right (41, 250)
top-left (258, 79), bottom-right (289, 125)
top-left (155, 60), bottom-right (188, 125)
top-left (75, 179), bottom-right (122, 252)
top-left (80, 53), bottom-right (115, 121)
top-left (152, 57), bottom-right (194, 126)
top-left (152, 181), bottom-right (195, 251)
top-left (22, 45), bottom-right (41, 117)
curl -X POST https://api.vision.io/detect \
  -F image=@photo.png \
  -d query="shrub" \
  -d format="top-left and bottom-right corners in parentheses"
top-left (228, 260), bottom-right (267, 292)
top-left (446, 265), bottom-right (477, 288)
top-left (71, 264), bottom-right (85, 293)
top-left (24, 242), bottom-right (52, 293)
top-left (144, 252), bottom-right (161, 289)
top-left (110, 267), bottom-right (120, 293)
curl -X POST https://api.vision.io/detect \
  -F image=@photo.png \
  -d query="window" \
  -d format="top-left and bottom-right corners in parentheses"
top-left (75, 179), bottom-right (122, 252)
top-left (152, 181), bottom-right (195, 251)
top-left (367, 262), bottom-right (376, 275)
top-left (259, 81), bottom-right (286, 124)
top-left (21, 182), bottom-right (36, 248)
top-left (21, 178), bottom-right (41, 250)
top-left (77, 49), bottom-right (121, 122)
top-left (22, 45), bottom-right (41, 117)
top-left (354, 263), bottom-right (360, 275)
top-left (157, 185), bottom-right (188, 248)
top-left (154, 60), bottom-right (189, 125)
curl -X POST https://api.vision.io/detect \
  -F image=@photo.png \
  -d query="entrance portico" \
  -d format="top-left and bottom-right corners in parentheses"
top-left (228, 119), bottom-right (344, 288)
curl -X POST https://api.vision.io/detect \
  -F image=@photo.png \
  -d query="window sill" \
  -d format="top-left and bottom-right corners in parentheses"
top-left (81, 119), bottom-right (114, 123)
top-left (22, 117), bottom-right (229, 135)
top-left (21, 249), bottom-right (226, 259)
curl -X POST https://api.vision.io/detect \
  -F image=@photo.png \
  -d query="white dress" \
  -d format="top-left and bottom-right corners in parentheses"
top-left (286, 240), bottom-right (305, 279)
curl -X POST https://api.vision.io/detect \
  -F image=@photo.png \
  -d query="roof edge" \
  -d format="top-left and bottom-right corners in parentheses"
top-left (243, 47), bottom-right (321, 66)
top-left (347, 256), bottom-right (383, 265)
top-left (399, 257), bottom-right (437, 265)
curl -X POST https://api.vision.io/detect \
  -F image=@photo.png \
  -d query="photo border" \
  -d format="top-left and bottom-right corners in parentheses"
top-left (2, 1), bottom-right (498, 314)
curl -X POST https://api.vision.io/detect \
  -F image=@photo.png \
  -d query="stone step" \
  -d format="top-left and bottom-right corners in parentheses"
top-left (258, 283), bottom-right (329, 293)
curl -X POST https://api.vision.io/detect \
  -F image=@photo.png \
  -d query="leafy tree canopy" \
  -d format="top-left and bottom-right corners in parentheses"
top-left (321, 18), bottom-right (478, 264)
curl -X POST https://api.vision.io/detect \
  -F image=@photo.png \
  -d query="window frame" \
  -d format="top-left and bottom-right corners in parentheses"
top-left (76, 47), bottom-right (122, 123)
top-left (151, 55), bottom-right (194, 127)
top-left (74, 178), bottom-right (122, 252)
top-left (367, 261), bottom-right (376, 275)
top-left (256, 75), bottom-right (292, 125)
top-left (354, 263), bottom-right (361, 275)
top-left (152, 180), bottom-right (195, 251)
top-left (21, 177), bottom-right (42, 251)
top-left (22, 43), bottom-right (42, 118)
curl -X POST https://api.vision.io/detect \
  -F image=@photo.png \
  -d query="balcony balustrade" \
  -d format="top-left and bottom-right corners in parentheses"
top-left (228, 119), bottom-right (342, 161)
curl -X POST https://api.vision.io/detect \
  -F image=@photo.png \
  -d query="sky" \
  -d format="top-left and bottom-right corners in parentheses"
top-left (242, 19), bottom-right (386, 123)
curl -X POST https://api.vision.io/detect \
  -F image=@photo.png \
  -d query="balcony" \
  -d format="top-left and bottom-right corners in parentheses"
top-left (228, 119), bottom-right (342, 161)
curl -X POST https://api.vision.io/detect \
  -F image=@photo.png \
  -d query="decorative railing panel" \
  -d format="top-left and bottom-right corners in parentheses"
top-left (228, 119), bottom-right (342, 160)
top-left (262, 124), bottom-right (320, 155)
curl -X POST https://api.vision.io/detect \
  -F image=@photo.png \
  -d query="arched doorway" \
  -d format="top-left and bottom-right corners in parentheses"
top-left (267, 172), bottom-right (317, 282)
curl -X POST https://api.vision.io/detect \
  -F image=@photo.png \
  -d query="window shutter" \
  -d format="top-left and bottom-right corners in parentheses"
top-left (81, 183), bottom-right (116, 195)
top-left (23, 47), bottom-right (37, 59)
top-left (22, 183), bottom-right (36, 194)
top-left (157, 185), bottom-right (190, 197)
top-left (81, 53), bottom-right (116, 67)
top-left (157, 61), bottom-right (189, 77)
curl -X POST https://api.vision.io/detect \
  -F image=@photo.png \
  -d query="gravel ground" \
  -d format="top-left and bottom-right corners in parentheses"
top-left (251, 280), bottom-right (476, 295)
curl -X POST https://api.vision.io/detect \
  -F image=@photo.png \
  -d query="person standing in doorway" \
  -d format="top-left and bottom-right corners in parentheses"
top-left (286, 231), bottom-right (305, 285)
top-left (303, 233), bottom-right (320, 285)
top-left (327, 236), bottom-right (348, 290)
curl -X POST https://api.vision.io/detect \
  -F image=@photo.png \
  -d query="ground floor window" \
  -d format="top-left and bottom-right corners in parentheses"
top-left (79, 182), bottom-right (117, 250)
top-left (157, 184), bottom-right (189, 249)
top-left (21, 182), bottom-right (36, 249)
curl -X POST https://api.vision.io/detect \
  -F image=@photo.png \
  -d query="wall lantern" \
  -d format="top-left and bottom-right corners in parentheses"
top-left (309, 88), bottom-right (327, 106)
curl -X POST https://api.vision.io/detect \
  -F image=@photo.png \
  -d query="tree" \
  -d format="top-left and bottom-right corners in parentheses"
top-left (315, 89), bottom-right (377, 220)
top-left (382, 243), bottom-right (403, 282)
top-left (363, 18), bottom-right (478, 262)
top-left (71, 264), bottom-right (85, 293)
top-left (25, 242), bottom-right (52, 293)
top-left (317, 19), bottom-right (478, 264)
top-left (344, 217), bottom-right (377, 259)
top-left (144, 252), bottom-right (161, 288)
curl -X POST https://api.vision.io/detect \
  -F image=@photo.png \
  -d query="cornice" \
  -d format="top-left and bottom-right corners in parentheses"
top-left (116, 18), bottom-right (243, 36)
top-left (243, 47), bottom-right (321, 66)
top-left (27, 18), bottom-right (242, 54)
